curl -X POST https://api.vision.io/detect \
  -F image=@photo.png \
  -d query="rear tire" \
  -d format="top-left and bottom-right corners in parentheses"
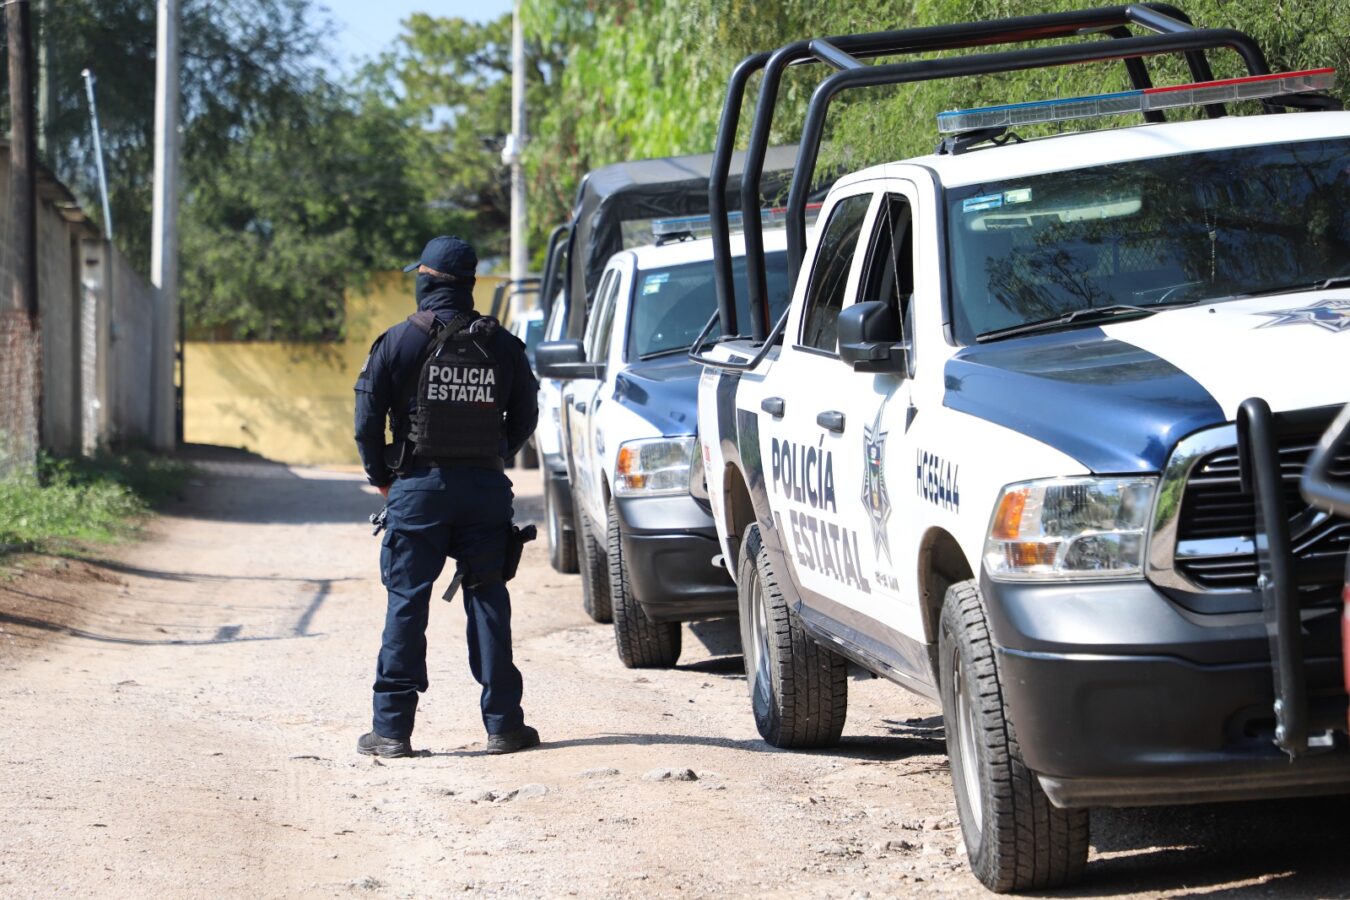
top-left (608, 498), bottom-right (681, 668)
top-left (545, 477), bottom-right (578, 574)
top-left (939, 579), bottom-right (1090, 893)
top-left (737, 524), bottom-right (847, 748)
top-left (575, 495), bottom-right (611, 624)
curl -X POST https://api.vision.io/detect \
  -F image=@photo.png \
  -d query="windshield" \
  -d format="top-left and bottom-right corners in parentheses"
top-left (627, 250), bottom-right (791, 359)
top-left (947, 137), bottom-right (1350, 343)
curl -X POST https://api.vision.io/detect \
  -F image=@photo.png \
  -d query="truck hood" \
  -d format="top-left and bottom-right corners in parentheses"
top-left (611, 356), bottom-right (701, 436)
top-left (944, 290), bottom-right (1350, 473)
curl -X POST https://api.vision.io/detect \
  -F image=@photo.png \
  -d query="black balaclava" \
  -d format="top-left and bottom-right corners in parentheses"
top-left (415, 273), bottom-right (476, 314)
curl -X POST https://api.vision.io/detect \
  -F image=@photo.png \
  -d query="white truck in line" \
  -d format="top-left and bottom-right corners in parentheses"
top-left (539, 224), bottom-right (792, 666)
top-left (691, 6), bottom-right (1350, 892)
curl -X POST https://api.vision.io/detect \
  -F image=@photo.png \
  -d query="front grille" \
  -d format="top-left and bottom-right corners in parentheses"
top-left (1175, 410), bottom-right (1350, 595)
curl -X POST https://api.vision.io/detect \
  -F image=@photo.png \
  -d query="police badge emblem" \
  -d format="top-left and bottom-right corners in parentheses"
top-left (862, 406), bottom-right (892, 562)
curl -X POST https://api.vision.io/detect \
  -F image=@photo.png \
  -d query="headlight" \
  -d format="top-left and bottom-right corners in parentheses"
top-left (984, 476), bottom-right (1156, 581)
top-left (615, 437), bottom-right (695, 497)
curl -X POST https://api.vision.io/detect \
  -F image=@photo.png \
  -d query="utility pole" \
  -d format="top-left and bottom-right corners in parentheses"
top-left (503, 0), bottom-right (528, 318)
top-left (3, 0), bottom-right (39, 473)
top-left (8, 0), bottom-right (36, 319)
top-left (150, 0), bottom-right (181, 451)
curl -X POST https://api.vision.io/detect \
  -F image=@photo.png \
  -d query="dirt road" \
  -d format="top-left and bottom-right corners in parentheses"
top-left (1, 452), bottom-right (1346, 898)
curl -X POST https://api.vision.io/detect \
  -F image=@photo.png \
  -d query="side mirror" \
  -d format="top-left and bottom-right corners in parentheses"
top-left (838, 301), bottom-right (909, 374)
top-left (537, 339), bottom-right (606, 381)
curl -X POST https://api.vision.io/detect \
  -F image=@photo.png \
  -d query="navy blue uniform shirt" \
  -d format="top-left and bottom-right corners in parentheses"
top-left (354, 279), bottom-right (539, 487)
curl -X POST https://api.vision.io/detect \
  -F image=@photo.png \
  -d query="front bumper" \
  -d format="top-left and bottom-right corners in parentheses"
top-left (982, 572), bottom-right (1350, 809)
top-left (614, 494), bottom-right (735, 622)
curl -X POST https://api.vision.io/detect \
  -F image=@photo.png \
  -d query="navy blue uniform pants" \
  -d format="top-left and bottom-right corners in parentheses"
top-left (372, 466), bottom-right (524, 740)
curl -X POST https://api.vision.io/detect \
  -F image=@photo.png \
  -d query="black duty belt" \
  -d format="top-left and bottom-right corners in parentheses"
top-left (408, 455), bottom-right (505, 473)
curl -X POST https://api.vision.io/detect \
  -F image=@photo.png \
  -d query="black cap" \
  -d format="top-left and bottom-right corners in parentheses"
top-left (402, 236), bottom-right (479, 278)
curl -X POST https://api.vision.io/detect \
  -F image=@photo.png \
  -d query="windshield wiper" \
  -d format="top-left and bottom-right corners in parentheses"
top-left (638, 346), bottom-right (694, 361)
top-left (976, 300), bottom-right (1198, 343)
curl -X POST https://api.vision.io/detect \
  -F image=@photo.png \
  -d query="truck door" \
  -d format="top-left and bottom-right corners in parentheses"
top-left (759, 186), bottom-right (879, 621)
top-left (830, 185), bottom-right (931, 677)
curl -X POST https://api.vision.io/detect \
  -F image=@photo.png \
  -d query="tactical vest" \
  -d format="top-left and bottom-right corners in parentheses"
top-left (402, 311), bottom-right (504, 462)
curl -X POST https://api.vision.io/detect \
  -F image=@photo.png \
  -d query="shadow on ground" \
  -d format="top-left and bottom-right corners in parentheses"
top-left (168, 445), bottom-right (544, 527)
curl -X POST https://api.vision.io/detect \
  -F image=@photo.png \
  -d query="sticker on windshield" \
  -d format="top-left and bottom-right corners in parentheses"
top-left (962, 193), bottom-right (1004, 213)
top-left (1003, 188), bottom-right (1033, 205)
top-left (641, 273), bottom-right (670, 295)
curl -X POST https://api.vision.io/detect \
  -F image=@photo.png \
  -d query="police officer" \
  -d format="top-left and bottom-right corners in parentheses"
top-left (354, 236), bottom-right (540, 757)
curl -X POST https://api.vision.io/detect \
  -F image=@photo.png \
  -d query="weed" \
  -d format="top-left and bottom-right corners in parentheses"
top-left (0, 450), bottom-right (193, 557)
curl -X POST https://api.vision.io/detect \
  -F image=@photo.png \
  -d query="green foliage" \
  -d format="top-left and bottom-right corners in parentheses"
top-left (5, 0), bottom-right (477, 341)
top-left (0, 451), bottom-right (192, 556)
top-left (356, 13), bottom-right (566, 269)
top-left (523, 0), bottom-right (1350, 248)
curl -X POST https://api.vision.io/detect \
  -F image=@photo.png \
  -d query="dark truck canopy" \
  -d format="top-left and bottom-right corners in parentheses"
top-left (563, 146), bottom-right (799, 340)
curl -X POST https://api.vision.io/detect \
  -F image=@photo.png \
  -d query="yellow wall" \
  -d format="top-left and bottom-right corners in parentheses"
top-left (185, 272), bottom-right (506, 465)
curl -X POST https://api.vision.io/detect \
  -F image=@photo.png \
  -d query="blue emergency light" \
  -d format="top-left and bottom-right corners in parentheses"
top-left (937, 68), bottom-right (1337, 134)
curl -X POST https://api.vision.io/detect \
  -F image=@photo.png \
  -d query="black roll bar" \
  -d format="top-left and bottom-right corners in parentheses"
top-left (489, 277), bottom-right (541, 321)
top-left (1237, 398), bottom-right (1308, 758)
top-left (710, 4), bottom-right (1242, 343)
top-left (540, 224), bottom-right (570, 319)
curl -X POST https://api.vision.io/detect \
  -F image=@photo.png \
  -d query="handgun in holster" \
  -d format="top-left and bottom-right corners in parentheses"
top-left (442, 523), bottom-right (537, 602)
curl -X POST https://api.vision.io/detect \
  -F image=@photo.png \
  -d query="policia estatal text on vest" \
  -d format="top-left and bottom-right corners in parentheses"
top-left (353, 236), bottom-right (541, 758)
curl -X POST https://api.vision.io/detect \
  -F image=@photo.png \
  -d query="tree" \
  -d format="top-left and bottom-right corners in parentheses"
top-left (522, 0), bottom-right (1350, 247)
top-left (357, 12), bottom-right (567, 267)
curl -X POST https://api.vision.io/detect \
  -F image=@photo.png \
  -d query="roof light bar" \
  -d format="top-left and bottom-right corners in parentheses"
top-left (937, 68), bottom-right (1336, 134)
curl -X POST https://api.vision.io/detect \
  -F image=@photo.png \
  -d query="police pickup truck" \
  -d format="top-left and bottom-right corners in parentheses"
top-left (539, 224), bottom-right (791, 666)
top-left (692, 7), bottom-right (1350, 892)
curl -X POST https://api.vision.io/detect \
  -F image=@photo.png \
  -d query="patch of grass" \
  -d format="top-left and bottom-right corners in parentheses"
top-left (0, 450), bottom-right (193, 557)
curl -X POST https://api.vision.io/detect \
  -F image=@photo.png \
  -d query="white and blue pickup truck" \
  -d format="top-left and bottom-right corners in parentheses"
top-left (693, 7), bottom-right (1350, 893)
top-left (539, 227), bottom-right (792, 666)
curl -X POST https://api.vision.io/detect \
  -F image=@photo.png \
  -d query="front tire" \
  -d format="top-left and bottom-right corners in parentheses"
top-left (545, 477), bottom-right (578, 574)
top-left (939, 579), bottom-right (1089, 893)
top-left (575, 497), bottom-right (611, 623)
top-left (608, 498), bottom-right (681, 668)
top-left (737, 524), bottom-right (847, 748)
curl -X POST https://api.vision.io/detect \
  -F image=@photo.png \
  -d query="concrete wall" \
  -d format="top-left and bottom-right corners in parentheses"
top-left (0, 142), bottom-right (160, 470)
top-left (184, 273), bottom-right (506, 466)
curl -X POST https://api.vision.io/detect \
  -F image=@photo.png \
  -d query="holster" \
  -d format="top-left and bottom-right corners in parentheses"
top-left (383, 440), bottom-right (411, 475)
top-left (441, 523), bottom-right (537, 603)
top-left (503, 523), bottom-right (538, 583)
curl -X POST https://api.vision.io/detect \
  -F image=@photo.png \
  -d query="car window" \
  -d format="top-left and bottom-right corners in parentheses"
top-left (545, 294), bottom-right (565, 341)
top-left (588, 271), bottom-right (621, 363)
top-left (627, 250), bottom-right (791, 360)
top-left (859, 194), bottom-right (915, 344)
top-left (583, 271), bottom-right (615, 359)
top-left (799, 193), bottom-right (873, 353)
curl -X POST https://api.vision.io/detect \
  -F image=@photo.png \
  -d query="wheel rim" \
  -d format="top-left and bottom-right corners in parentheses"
top-left (748, 574), bottom-right (772, 708)
top-left (952, 646), bottom-right (983, 833)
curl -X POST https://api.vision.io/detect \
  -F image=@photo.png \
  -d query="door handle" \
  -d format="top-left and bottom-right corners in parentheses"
top-left (574, 401), bottom-right (588, 414)
top-left (760, 397), bottom-right (785, 418)
top-left (816, 410), bottom-right (845, 433)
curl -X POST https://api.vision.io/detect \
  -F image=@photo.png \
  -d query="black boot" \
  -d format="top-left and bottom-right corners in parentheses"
top-left (357, 730), bottom-right (414, 758)
top-left (485, 725), bottom-right (540, 755)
